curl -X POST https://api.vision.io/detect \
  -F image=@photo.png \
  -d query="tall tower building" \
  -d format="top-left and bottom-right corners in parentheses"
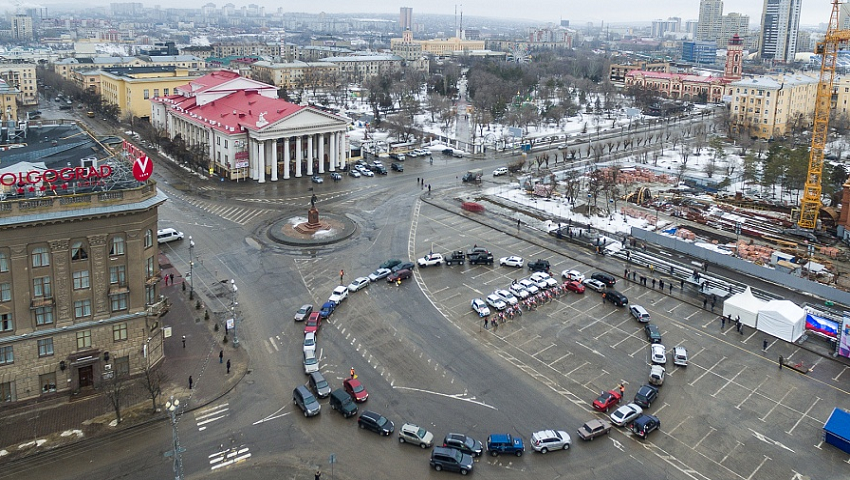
top-left (839, 3), bottom-right (850, 30)
top-left (696, 0), bottom-right (723, 42)
top-left (724, 34), bottom-right (744, 80)
top-left (759, 0), bottom-right (802, 63)
top-left (400, 7), bottom-right (413, 32)
top-left (12, 14), bottom-right (34, 41)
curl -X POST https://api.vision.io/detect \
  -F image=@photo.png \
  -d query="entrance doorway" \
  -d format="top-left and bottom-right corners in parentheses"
top-left (78, 365), bottom-right (94, 388)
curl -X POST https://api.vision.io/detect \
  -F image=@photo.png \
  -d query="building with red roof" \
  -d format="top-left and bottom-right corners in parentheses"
top-left (151, 70), bottom-right (349, 182)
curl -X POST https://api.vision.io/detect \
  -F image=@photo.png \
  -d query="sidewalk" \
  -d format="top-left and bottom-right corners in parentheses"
top-left (0, 253), bottom-right (249, 462)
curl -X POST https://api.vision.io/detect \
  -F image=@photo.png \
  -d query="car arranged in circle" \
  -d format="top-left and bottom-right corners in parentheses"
top-left (562, 269), bottom-right (585, 282)
top-left (344, 377), bottom-right (369, 402)
top-left (494, 289), bottom-right (518, 306)
top-left (417, 253), bottom-right (444, 267)
top-left (509, 284), bottom-right (530, 299)
top-left (330, 173), bottom-right (343, 181)
top-left (609, 403), bottom-right (643, 427)
top-left (592, 389), bottom-right (622, 413)
top-left (398, 423), bottom-right (434, 448)
top-left (633, 384), bottom-right (659, 408)
top-left (392, 261), bottom-right (415, 272)
top-left (348, 277), bottom-right (370, 292)
top-left (387, 269), bottom-right (412, 283)
top-left (650, 344), bottom-right (667, 364)
top-left (577, 419), bottom-right (612, 440)
top-left (329, 285), bottom-right (348, 304)
top-left (530, 271), bottom-right (558, 288)
top-left (303, 332), bottom-right (317, 355)
top-left (582, 278), bottom-right (607, 292)
top-left (348, 169), bottom-right (361, 178)
top-left (644, 324), bottom-right (662, 343)
top-left (518, 278), bottom-right (540, 295)
top-left (303, 351), bottom-right (319, 374)
top-left (368, 268), bottom-right (392, 282)
top-left (471, 298), bottom-right (491, 317)
top-left (360, 168), bottom-right (374, 177)
top-left (442, 433), bottom-right (483, 457)
top-left (530, 430), bottom-right (571, 453)
top-left (486, 294), bottom-right (507, 311)
top-left (565, 281), bottom-right (585, 293)
top-left (499, 256), bottom-right (524, 268)
top-left (304, 312), bottom-right (321, 335)
top-left (294, 304), bottom-right (313, 322)
top-left (358, 410), bottom-right (394, 435)
top-left (311, 175), bottom-right (323, 184)
top-left (629, 414), bottom-right (661, 439)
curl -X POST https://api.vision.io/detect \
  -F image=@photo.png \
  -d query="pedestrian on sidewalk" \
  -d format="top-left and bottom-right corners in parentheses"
top-left (680, 279), bottom-right (685, 290)
top-left (226, 359), bottom-right (231, 374)
top-left (484, 318), bottom-right (489, 329)
top-left (219, 350), bottom-right (223, 363)
top-left (721, 316), bottom-right (726, 328)
top-left (652, 278), bottom-right (656, 289)
top-left (659, 279), bottom-right (664, 290)
top-left (188, 375), bottom-right (193, 389)
top-left (315, 471), bottom-right (322, 480)
top-left (624, 268), bottom-right (629, 279)
top-left (668, 284), bottom-right (673, 294)
top-left (164, 274), bottom-right (169, 286)
top-left (170, 273), bottom-right (174, 285)
top-left (763, 339), bottom-right (768, 351)
top-left (703, 298), bottom-right (707, 309)
top-left (182, 335), bottom-right (186, 348)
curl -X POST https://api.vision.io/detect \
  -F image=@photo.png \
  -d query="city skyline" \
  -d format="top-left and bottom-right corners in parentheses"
top-left (10, 1), bottom-right (837, 27)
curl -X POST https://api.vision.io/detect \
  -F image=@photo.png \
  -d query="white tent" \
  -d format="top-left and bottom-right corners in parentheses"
top-left (758, 300), bottom-right (806, 343)
top-left (722, 287), bottom-right (766, 328)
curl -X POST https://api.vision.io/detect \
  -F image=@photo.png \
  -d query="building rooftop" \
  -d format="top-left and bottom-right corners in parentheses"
top-left (101, 66), bottom-right (179, 77)
top-left (320, 54), bottom-right (403, 62)
top-left (730, 74), bottom-right (818, 88)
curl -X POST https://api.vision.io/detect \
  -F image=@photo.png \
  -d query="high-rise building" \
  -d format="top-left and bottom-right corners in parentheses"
top-left (839, 3), bottom-right (850, 30)
top-left (719, 13), bottom-right (749, 48)
top-left (652, 18), bottom-right (681, 38)
top-left (12, 14), bottom-right (34, 41)
top-left (696, 0), bottom-right (723, 42)
top-left (400, 7), bottom-right (413, 32)
top-left (759, 0), bottom-right (802, 63)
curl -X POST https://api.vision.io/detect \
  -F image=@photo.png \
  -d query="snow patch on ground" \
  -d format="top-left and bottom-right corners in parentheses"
top-left (60, 429), bottom-right (84, 438)
top-left (17, 439), bottom-right (47, 450)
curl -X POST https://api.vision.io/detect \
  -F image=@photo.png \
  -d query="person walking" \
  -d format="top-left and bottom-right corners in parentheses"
top-left (182, 335), bottom-right (186, 348)
top-left (659, 279), bottom-right (664, 290)
top-left (721, 316), bottom-right (726, 328)
top-left (618, 384), bottom-right (625, 397)
top-left (188, 375), bottom-right (193, 390)
top-left (680, 279), bottom-right (685, 290)
top-left (350, 367), bottom-right (356, 379)
top-left (492, 319), bottom-right (499, 332)
top-left (226, 359), bottom-right (231, 374)
top-left (164, 275), bottom-right (169, 286)
top-left (315, 470), bottom-right (322, 480)
top-left (484, 317), bottom-right (489, 330)
top-left (428, 184), bottom-right (431, 193)
top-left (170, 273), bottom-right (174, 285)
top-left (340, 269), bottom-right (344, 284)
top-left (702, 298), bottom-right (707, 309)
top-left (219, 350), bottom-right (223, 363)
top-left (651, 278), bottom-right (656, 289)
top-left (763, 339), bottom-right (769, 351)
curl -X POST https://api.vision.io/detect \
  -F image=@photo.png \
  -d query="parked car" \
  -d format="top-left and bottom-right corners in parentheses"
top-left (527, 259), bottom-right (551, 273)
top-left (466, 246), bottom-right (490, 257)
top-left (311, 175), bottom-right (324, 184)
top-left (562, 270), bottom-right (585, 282)
top-left (650, 344), bottom-right (667, 365)
top-left (530, 430), bottom-right (571, 453)
top-left (518, 279), bottom-right (540, 295)
top-left (530, 271), bottom-right (558, 288)
top-left (392, 261), bottom-right (415, 272)
top-left (444, 251), bottom-right (465, 266)
top-left (493, 167), bottom-right (509, 176)
top-left (565, 281), bottom-right (585, 293)
top-left (319, 301), bottom-right (335, 319)
top-left (633, 384), bottom-right (659, 408)
top-left (468, 252), bottom-right (494, 265)
top-left (157, 228), bottom-right (184, 244)
top-left (304, 312), bottom-right (321, 335)
top-left (358, 410), bottom-right (394, 435)
top-left (294, 304), bottom-right (313, 322)
top-left (583, 278), bottom-right (607, 292)
top-left (302, 332), bottom-right (317, 355)
top-left (344, 377), bottom-right (369, 402)
top-left (499, 256), bottom-right (524, 268)
top-left (399, 423), bottom-right (434, 448)
top-left (591, 272), bottom-right (616, 287)
top-left (577, 419), bottom-right (612, 440)
top-left (368, 268), bottom-right (392, 282)
top-left (430, 447), bottom-right (473, 475)
top-left (471, 298), bottom-right (491, 317)
top-left (293, 385), bottom-right (321, 417)
top-left (308, 371), bottom-right (331, 398)
top-left (348, 277), bottom-right (370, 292)
top-left (329, 285), bottom-right (348, 304)
top-left (387, 269), bottom-right (412, 283)
top-left (494, 289), bottom-right (518, 306)
top-left (485, 294), bottom-right (507, 311)
top-left (330, 173), bottom-right (343, 181)
top-left (379, 259), bottom-right (402, 270)
top-left (418, 253), bottom-right (444, 267)
top-left (603, 289), bottom-right (628, 307)
top-left (630, 305), bottom-right (651, 322)
top-left (329, 388), bottom-right (358, 418)
top-left (649, 365), bottom-right (666, 386)
top-left (644, 324), bottom-right (662, 343)
top-left (303, 351), bottom-right (319, 374)
top-left (486, 433), bottom-right (525, 457)
top-left (360, 168), bottom-right (374, 177)
top-left (509, 284), bottom-right (530, 299)
top-left (391, 162), bottom-right (404, 172)
top-left (673, 346), bottom-right (689, 366)
top-left (629, 414), bottom-right (661, 439)
top-left (609, 403), bottom-right (643, 427)
top-left (348, 169), bottom-right (361, 178)
top-left (592, 389), bottom-right (622, 413)
top-left (442, 433), bottom-right (483, 457)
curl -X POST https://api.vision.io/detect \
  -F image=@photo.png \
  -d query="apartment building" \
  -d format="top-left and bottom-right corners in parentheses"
top-left (0, 63), bottom-right (38, 106)
top-left (99, 66), bottom-right (197, 119)
top-left (727, 73), bottom-right (818, 139)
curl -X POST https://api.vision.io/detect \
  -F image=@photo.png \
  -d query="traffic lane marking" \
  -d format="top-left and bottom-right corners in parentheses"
top-left (688, 356), bottom-right (728, 386)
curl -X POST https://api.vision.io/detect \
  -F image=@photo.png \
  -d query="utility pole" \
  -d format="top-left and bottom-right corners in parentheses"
top-left (164, 396), bottom-right (185, 480)
top-left (231, 279), bottom-right (239, 348)
top-left (188, 236), bottom-right (195, 300)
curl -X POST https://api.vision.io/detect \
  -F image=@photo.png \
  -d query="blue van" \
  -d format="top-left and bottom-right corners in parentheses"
top-left (319, 301), bottom-right (335, 319)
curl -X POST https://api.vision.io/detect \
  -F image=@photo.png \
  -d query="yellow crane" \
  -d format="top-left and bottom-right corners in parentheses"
top-left (798, 0), bottom-right (850, 230)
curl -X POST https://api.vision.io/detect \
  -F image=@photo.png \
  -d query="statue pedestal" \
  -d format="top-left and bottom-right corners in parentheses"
top-left (294, 207), bottom-right (327, 234)
top-left (306, 207), bottom-right (320, 227)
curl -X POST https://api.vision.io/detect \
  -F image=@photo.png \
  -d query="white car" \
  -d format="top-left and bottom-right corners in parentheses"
top-left (583, 278), bottom-right (607, 292)
top-left (368, 268), bottom-right (392, 282)
top-left (360, 168), bottom-right (374, 177)
top-left (486, 294), bottom-right (507, 311)
top-left (562, 270), bottom-right (585, 282)
top-left (499, 256), bottom-right (524, 268)
top-left (471, 298), bottom-right (491, 317)
top-left (494, 289), bottom-right (518, 306)
top-left (523, 277), bottom-right (546, 291)
top-left (530, 271), bottom-right (558, 288)
top-left (609, 403), bottom-right (643, 427)
top-left (509, 284), bottom-right (530, 299)
top-left (329, 285), bottom-right (348, 304)
top-left (493, 167), bottom-right (509, 176)
top-left (399, 423), bottom-right (434, 448)
top-left (650, 344), bottom-right (667, 365)
top-left (303, 332), bottom-right (317, 355)
top-left (348, 277), bottom-right (370, 292)
top-left (530, 429), bottom-right (571, 453)
top-left (417, 253), bottom-right (444, 267)
top-left (303, 351), bottom-right (319, 374)
top-left (649, 365), bottom-right (666, 386)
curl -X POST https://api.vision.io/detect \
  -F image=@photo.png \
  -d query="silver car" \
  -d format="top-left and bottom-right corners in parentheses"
top-left (494, 289), bottom-right (518, 306)
top-left (609, 403), bottom-right (643, 427)
top-left (530, 430), bottom-right (571, 453)
top-left (509, 284), bottom-right (530, 299)
top-left (294, 304), bottom-right (313, 322)
top-left (518, 279), bottom-right (540, 295)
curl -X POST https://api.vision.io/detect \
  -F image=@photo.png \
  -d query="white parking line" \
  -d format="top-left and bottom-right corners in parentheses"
top-left (688, 356), bottom-right (727, 386)
top-left (759, 387), bottom-right (795, 422)
top-left (692, 426), bottom-right (716, 450)
top-left (719, 440), bottom-right (743, 464)
top-left (548, 352), bottom-right (572, 367)
top-left (667, 415), bottom-right (692, 435)
top-left (786, 396), bottom-right (820, 435)
top-left (834, 366), bottom-right (849, 382)
top-left (532, 343), bottom-right (557, 358)
top-left (735, 377), bottom-right (769, 410)
top-left (710, 366), bottom-right (747, 397)
top-left (566, 361), bottom-right (589, 375)
top-left (578, 309), bottom-right (616, 332)
top-left (628, 343), bottom-right (646, 358)
top-left (268, 337), bottom-right (279, 351)
top-left (745, 455), bottom-right (771, 480)
top-left (517, 335), bottom-right (541, 348)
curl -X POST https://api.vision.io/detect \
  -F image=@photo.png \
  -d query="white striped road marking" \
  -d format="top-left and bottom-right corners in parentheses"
top-left (210, 446), bottom-right (252, 471)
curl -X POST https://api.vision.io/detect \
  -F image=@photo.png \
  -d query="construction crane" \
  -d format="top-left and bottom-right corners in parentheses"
top-left (798, 0), bottom-right (850, 230)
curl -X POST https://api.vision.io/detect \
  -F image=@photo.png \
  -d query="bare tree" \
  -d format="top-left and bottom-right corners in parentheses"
top-left (139, 362), bottom-right (165, 413)
top-left (104, 372), bottom-right (132, 424)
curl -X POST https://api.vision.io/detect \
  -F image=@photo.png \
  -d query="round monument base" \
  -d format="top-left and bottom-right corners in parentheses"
top-left (267, 212), bottom-right (357, 246)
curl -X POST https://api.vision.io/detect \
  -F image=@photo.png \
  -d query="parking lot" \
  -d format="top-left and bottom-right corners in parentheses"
top-left (410, 201), bottom-right (850, 480)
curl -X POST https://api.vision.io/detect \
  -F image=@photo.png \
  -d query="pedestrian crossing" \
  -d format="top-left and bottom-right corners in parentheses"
top-left (193, 402), bottom-right (230, 432)
top-left (209, 444), bottom-right (251, 471)
top-left (165, 191), bottom-right (273, 226)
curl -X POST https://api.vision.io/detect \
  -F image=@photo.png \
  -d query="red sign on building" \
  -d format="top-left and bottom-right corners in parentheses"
top-left (132, 156), bottom-right (153, 181)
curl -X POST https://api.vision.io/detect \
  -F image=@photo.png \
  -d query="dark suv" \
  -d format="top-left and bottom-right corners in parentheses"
top-left (444, 251), bottom-right (465, 266)
top-left (644, 324), bottom-right (662, 343)
top-left (629, 414), bottom-right (661, 439)
top-left (603, 289), bottom-right (628, 307)
top-left (591, 272), bottom-right (616, 287)
top-left (329, 388), bottom-right (358, 418)
top-left (487, 433), bottom-right (525, 457)
top-left (633, 384), bottom-right (659, 408)
top-left (430, 447), bottom-right (474, 475)
top-left (443, 433), bottom-right (483, 457)
top-left (357, 410), bottom-right (394, 435)
top-left (391, 162), bottom-right (404, 172)
top-left (527, 259), bottom-right (551, 272)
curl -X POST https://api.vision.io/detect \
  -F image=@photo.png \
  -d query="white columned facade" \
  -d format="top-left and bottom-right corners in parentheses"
top-left (250, 139), bottom-right (259, 181)
top-left (306, 135), bottom-right (314, 176)
top-left (329, 132), bottom-right (337, 171)
top-left (339, 132), bottom-right (346, 168)
top-left (257, 140), bottom-right (266, 183)
top-left (269, 140), bottom-right (278, 181)
top-left (318, 133), bottom-right (325, 174)
top-left (283, 138), bottom-right (291, 179)
top-left (295, 136), bottom-right (302, 178)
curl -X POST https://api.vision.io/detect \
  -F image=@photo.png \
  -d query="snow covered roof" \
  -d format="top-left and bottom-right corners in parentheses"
top-left (724, 287), bottom-right (768, 313)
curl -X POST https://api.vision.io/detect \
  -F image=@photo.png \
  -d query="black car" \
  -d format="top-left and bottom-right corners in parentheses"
top-left (644, 324), bottom-right (662, 343)
top-left (527, 259), bottom-right (551, 273)
top-left (591, 272), bottom-right (616, 287)
top-left (633, 384), bottom-right (659, 408)
top-left (392, 261), bottom-right (415, 273)
top-left (442, 148), bottom-right (454, 155)
top-left (358, 410), bottom-right (394, 435)
top-left (603, 289), bottom-right (628, 307)
top-left (430, 447), bottom-right (474, 475)
top-left (391, 162), bottom-right (404, 172)
top-left (443, 433), bottom-right (483, 457)
top-left (629, 414), bottom-right (661, 439)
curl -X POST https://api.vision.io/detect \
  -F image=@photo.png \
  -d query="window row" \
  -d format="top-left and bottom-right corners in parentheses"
top-left (0, 232), bottom-right (156, 270)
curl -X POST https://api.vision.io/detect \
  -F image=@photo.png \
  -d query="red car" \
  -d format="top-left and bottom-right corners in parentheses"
top-left (387, 269), bottom-right (412, 283)
top-left (592, 389), bottom-right (622, 413)
top-left (565, 281), bottom-right (585, 294)
top-left (304, 312), bottom-right (321, 334)
top-left (344, 377), bottom-right (369, 402)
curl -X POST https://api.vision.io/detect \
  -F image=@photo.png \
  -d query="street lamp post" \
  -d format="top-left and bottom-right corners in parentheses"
top-left (188, 236), bottom-right (195, 300)
top-left (164, 396), bottom-right (185, 480)
top-left (230, 279), bottom-right (239, 348)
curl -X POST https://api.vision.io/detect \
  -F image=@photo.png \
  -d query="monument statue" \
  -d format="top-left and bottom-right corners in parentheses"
top-left (311, 193), bottom-right (318, 208)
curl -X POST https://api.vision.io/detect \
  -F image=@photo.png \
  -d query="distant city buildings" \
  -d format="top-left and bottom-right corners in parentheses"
top-left (12, 14), bottom-right (34, 42)
top-left (696, 0), bottom-right (749, 48)
top-left (0, 63), bottom-right (38, 106)
top-left (727, 72), bottom-right (818, 138)
top-left (760, 0), bottom-right (803, 63)
top-left (400, 7), bottom-right (413, 32)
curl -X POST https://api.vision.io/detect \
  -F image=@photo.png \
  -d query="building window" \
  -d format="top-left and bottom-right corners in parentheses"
top-left (144, 229), bottom-right (153, 248)
top-left (0, 313), bottom-right (11, 332)
top-left (146, 256), bottom-right (155, 277)
top-left (0, 381), bottom-right (15, 402)
top-left (31, 246), bottom-right (50, 267)
top-left (114, 355), bottom-right (130, 377)
top-left (111, 293), bottom-right (129, 312)
top-left (153, 89), bottom-right (159, 97)
top-left (72, 270), bottom-right (90, 290)
top-left (110, 265), bottom-right (126, 285)
top-left (164, 88), bottom-right (169, 96)
top-left (0, 282), bottom-right (10, 302)
top-left (40, 373), bottom-right (57, 393)
top-left (33, 276), bottom-right (52, 297)
top-left (74, 299), bottom-right (91, 319)
top-left (113, 322), bottom-right (128, 342)
top-left (146, 285), bottom-right (156, 305)
top-left (0, 346), bottom-right (13, 365)
top-left (37, 338), bottom-right (54, 357)
top-left (0, 251), bottom-right (8, 272)
top-left (224, 139), bottom-right (228, 148)
top-left (110, 236), bottom-right (125, 256)
top-left (71, 241), bottom-right (88, 261)
top-left (143, 89), bottom-right (149, 99)
top-left (35, 306), bottom-right (54, 325)
top-left (76, 329), bottom-right (92, 349)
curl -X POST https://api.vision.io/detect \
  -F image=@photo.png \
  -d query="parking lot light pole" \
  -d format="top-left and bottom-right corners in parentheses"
top-left (231, 279), bottom-right (239, 348)
top-left (188, 236), bottom-right (195, 300)
top-left (164, 396), bottom-right (185, 480)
